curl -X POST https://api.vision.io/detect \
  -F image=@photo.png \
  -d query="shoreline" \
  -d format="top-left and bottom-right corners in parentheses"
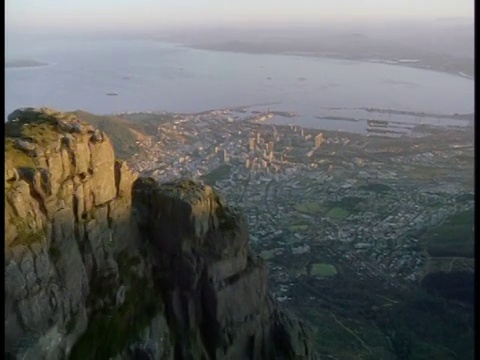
top-left (113, 107), bottom-right (471, 139)
top-left (164, 41), bottom-right (474, 80)
top-left (5, 60), bottom-right (50, 69)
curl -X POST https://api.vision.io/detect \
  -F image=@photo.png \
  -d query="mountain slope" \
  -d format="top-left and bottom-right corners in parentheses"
top-left (4, 107), bottom-right (317, 359)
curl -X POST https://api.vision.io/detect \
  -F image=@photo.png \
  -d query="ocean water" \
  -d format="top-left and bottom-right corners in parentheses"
top-left (5, 38), bottom-right (474, 132)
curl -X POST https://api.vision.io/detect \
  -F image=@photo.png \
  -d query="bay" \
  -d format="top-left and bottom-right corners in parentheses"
top-left (5, 38), bottom-right (474, 132)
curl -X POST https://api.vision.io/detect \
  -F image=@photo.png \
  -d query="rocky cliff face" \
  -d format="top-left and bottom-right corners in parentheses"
top-left (4, 108), bottom-right (317, 360)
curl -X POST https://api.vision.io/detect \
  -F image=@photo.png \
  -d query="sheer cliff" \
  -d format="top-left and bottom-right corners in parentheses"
top-left (4, 108), bottom-right (317, 360)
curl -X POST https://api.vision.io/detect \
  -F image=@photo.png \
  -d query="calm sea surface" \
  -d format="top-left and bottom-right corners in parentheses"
top-left (5, 38), bottom-right (474, 132)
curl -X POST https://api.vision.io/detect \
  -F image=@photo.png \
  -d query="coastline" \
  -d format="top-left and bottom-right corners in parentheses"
top-left (164, 40), bottom-right (474, 80)
top-left (5, 61), bottom-right (50, 69)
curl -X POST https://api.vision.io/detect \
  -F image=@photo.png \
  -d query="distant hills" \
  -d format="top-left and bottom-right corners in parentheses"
top-left (5, 59), bottom-right (49, 68)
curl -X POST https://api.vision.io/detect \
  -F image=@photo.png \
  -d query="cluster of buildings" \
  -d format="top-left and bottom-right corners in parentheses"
top-left (124, 107), bottom-right (474, 302)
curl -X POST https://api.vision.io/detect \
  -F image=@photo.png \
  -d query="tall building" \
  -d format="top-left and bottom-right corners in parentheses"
top-left (249, 137), bottom-right (256, 151)
top-left (267, 141), bottom-right (274, 154)
top-left (269, 151), bottom-right (274, 162)
top-left (315, 133), bottom-right (325, 148)
top-left (223, 149), bottom-right (229, 164)
top-left (256, 132), bottom-right (261, 144)
top-left (273, 125), bottom-right (280, 140)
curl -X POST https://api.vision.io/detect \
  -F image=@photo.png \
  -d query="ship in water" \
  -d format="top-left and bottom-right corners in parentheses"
top-left (367, 119), bottom-right (389, 128)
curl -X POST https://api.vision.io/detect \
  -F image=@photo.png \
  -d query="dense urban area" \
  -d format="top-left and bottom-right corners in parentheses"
top-left (106, 107), bottom-right (474, 358)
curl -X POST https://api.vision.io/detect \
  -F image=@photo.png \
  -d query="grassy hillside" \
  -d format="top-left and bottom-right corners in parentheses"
top-left (117, 112), bottom-right (176, 135)
top-left (200, 164), bottom-right (232, 185)
top-left (72, 111), bottom-right (140, 160)
top-left (422, 209), bottom-right (474, 258)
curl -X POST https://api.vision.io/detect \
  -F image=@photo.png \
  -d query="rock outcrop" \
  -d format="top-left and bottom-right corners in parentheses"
top-left (4, 108), bottom-right (317, 359)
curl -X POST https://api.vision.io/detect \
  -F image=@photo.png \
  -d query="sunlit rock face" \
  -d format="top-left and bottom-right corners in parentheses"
top-left (4, 108), bottom-right (317, 360)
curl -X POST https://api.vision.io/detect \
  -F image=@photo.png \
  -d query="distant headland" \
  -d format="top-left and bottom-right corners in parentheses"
top-left (5, 59), bottom-right (49, 69)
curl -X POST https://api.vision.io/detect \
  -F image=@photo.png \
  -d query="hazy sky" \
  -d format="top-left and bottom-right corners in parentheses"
top-left (6, 0), bottom-right (475, 32)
